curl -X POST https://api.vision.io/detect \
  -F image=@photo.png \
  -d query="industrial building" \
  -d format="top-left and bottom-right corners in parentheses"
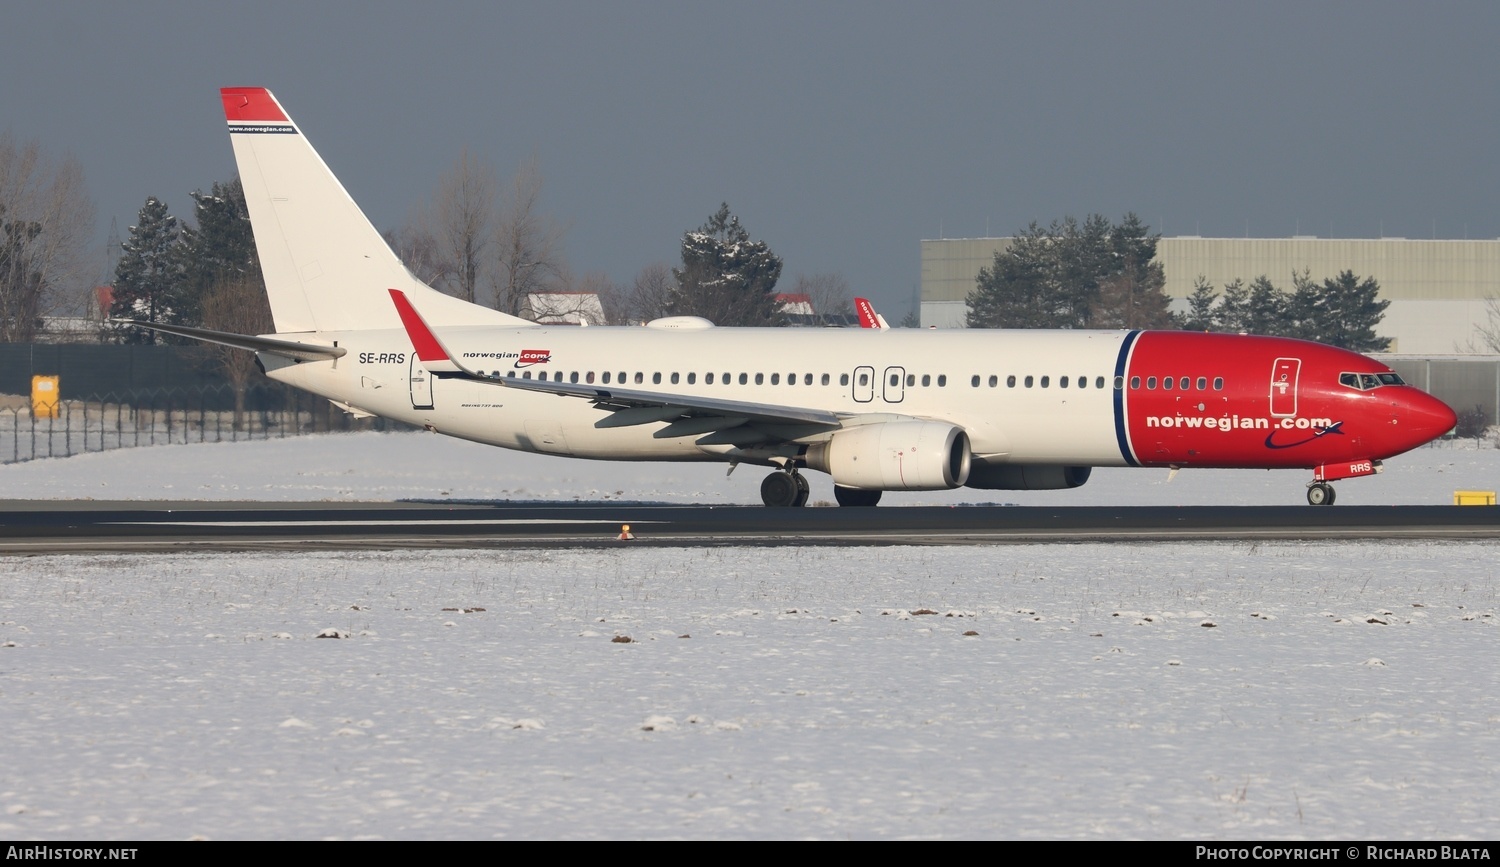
top-left (920, 236), bottom-right (1500, 355)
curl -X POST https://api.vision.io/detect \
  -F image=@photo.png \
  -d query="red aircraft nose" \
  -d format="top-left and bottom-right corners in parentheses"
top-left (1402, 390), bottom-right (1458, 448)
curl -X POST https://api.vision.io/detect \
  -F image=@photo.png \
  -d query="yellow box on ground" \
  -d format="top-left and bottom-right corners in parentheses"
top-left (1453, 490), bottom-right (1497, 506)
top-left (30, 375), bottom-right (59, 419)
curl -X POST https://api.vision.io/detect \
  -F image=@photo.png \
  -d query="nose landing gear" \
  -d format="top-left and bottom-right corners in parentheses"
top-left (760, 469), bottom-right (810, 507)
top-left (1306, 482), bottom-right (1337, 506)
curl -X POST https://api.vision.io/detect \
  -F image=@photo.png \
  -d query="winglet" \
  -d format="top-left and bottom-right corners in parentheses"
top-left (389, 289), bottom-right (462, 372)
top-left (854, 297), bottom-right (890, 331)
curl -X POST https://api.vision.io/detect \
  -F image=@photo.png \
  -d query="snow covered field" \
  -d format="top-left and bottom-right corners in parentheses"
top-left (1, 435), bottom-right (1497, 839)
top-left (0, 429), bottom-right (1495, 506)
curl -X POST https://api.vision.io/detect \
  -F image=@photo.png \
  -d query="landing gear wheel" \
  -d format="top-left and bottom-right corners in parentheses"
top-left (833, 485), bottom-right (883, 508)
top-left (1306, 482), bottom-right (1336, 506)
top-left (760, 471), bottom-right (804, 508)
top-left (792, 472), bottom-right (811, 508)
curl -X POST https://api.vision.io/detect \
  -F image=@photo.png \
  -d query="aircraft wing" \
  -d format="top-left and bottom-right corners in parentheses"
top-left (389, 289), bottom-right (844, 441)
top-left (109, 320), bottom-right (347, 362)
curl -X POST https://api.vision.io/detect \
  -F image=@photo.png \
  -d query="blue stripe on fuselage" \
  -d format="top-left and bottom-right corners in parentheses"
top-left (1113, 330), bottom-right (1141, 467)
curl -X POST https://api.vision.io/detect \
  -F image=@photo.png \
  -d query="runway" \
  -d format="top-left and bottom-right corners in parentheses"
top-left (1, 499), bottom-right (1498, 552)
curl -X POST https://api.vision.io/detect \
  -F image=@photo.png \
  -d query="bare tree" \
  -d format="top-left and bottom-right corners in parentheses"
top-left (622, 262), bottom-right (675, 324)
top-left (790, 272), bottom-right (853, 325)
top-left (491, 157), bottom-right (567, 316)
top-left (431, 149), bottom-right (495, 303)
top-left (1465, 295), bottom-right (1500, 354)
top-left (383, 222), bottom-right (451, 287)
top-left (199, 274), bottom-right (273, 430)
top-left (0, 133), bottom-right (95, 341)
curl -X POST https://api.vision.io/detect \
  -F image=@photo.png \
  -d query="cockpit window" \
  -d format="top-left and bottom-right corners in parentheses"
top-left (1341, 371), bottom-right (1405, 391)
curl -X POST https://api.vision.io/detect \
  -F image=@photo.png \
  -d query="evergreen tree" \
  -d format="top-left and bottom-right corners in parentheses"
top-left (965, 213), bottom-right (1175, 329)
top-left (108, 197), bottom-right (185, 343)
top-left (1307, 270), bottom-right (1390, 351)
top-left (1215, 278), bottom-right (1250, 332)
top-left (1177, 276), bottom-right (1219, 331)
top-left (0, 205), bottom-right (44, 342)
top-left (670, 203), bottom-right (783, 326)
top-left (179, 177), bottom-right (260, 327)
top-left (1242, 275), bottom-right (1288, 337)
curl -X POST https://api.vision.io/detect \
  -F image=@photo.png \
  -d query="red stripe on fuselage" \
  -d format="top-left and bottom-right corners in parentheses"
top-left (1121, 332), bottom-right (1402, 469)
top-left (220, 87), bottom-right (289, 123)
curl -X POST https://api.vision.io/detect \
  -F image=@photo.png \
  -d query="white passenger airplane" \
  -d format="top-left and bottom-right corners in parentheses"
top-left (124, 87), bottom-right (1457, 507)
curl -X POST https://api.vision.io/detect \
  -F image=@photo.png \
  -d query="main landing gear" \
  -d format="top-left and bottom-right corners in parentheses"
top-left (759, 470), bottom-right (885, 508)
top-left (1306, 482), bottom-right (1337, 506)
top-left (760, 469), bottom-right (810, 508)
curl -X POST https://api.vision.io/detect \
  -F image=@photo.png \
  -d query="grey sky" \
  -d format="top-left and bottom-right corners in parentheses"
top-left (6, 1), bottom-right (1497, 316)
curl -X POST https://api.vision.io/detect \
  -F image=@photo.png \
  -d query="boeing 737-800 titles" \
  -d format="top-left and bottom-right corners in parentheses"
top-left (123, 88), bottom-right (1458, 507)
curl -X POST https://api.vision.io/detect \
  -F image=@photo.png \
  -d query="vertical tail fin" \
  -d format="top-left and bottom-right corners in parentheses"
top-left (221, 87), bottom-right (530, 333)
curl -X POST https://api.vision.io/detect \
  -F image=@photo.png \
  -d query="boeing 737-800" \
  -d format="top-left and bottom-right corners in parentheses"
top-left (124, 87), bottom-right (1458, 508)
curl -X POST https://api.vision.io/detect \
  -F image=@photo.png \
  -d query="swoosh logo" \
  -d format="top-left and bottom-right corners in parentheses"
top-left (1264, 420), bottom-right (1345, 450)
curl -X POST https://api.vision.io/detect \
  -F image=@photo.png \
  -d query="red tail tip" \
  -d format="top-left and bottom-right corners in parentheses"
top-left (220, 87), bottom-right (288, 123)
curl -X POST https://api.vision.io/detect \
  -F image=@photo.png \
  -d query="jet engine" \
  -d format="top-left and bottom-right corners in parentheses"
top-left (804, 421), bottom-right (971, 491)
top-left (964, 464), bottom-right (1092, 490)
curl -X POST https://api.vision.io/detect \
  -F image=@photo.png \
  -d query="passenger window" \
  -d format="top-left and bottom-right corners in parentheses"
top-left (804, 373), bottom-right (813, 385)
top-left (705, 372), bottom-right (714, 385)
top-left (1131, 376), bottom-right (1141, 389)
top-left (1025, 375), bottom-right (1034, 388)
top-left (1196, 377), bottom-right (1206, 390)
top-left (1007, 375), bottom-right (1016, 387)
top-left (687, 373), bottom-right (696, 385)
top-left (857, 373), bottom-right (867, 386)
top-left (771, 373), bottom-right (780, 385)
top-left (602, 372), bottom-right (611, 384)
top-left (1180, 377), bottom-right (1190, 390)
top-left (1213, 377), bottom-right (1223, 390)
top-left (618, 372), bottom-right (625, 383)
top-left (739, 373), bottom-right (748, 385)
top-left (652, 372), bottom-right (662, 384)
top-left (635, 372), bottom-right (644, 384)
top-left (523, 371), bottom-right (533, 380)
top-left (755, 373), bottom-right (764, 385)
top-left (921, 374), bottom-right (931, 387)
top-left (570, 372), bottom-right (579, 383)
top-left (1162, 377), bottom-right (1173, 390)
top-left (1147, 376), bottom-right (1157, 389)
top-left (905, 374), bottom-right (915, 387)
top-left (1040, 376), bottom-right (1049, 388)
top-left (1060, 376), bottom-right (1069, 388)
top-left (971, 375), bottom-right (980, 387)
top-left (821, 374), bottom-right (830, 386)
top-left (989, 375), bottom-right (998, 387)
top-left (1097, 376), bottom-right (1106, 389)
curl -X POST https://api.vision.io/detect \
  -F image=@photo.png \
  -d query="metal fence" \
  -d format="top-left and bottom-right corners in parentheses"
top-left (1, 383), bottom-right (402, 465)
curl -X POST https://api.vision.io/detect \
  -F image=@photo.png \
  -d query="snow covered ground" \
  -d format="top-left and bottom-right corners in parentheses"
top-left (0, 429), bottom-right (1496, 506)
top-left (0, 435), bottom-right (1497, 839)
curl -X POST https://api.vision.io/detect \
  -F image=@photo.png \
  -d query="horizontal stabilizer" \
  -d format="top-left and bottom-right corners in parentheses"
top-left (110, 320), bottom-right (346, 361)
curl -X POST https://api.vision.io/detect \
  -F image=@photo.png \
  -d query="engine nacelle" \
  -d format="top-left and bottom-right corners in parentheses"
top-left (964, 464), bottom-right (1092, 490)
top-left (805, 421), bottom-right (971, 491)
